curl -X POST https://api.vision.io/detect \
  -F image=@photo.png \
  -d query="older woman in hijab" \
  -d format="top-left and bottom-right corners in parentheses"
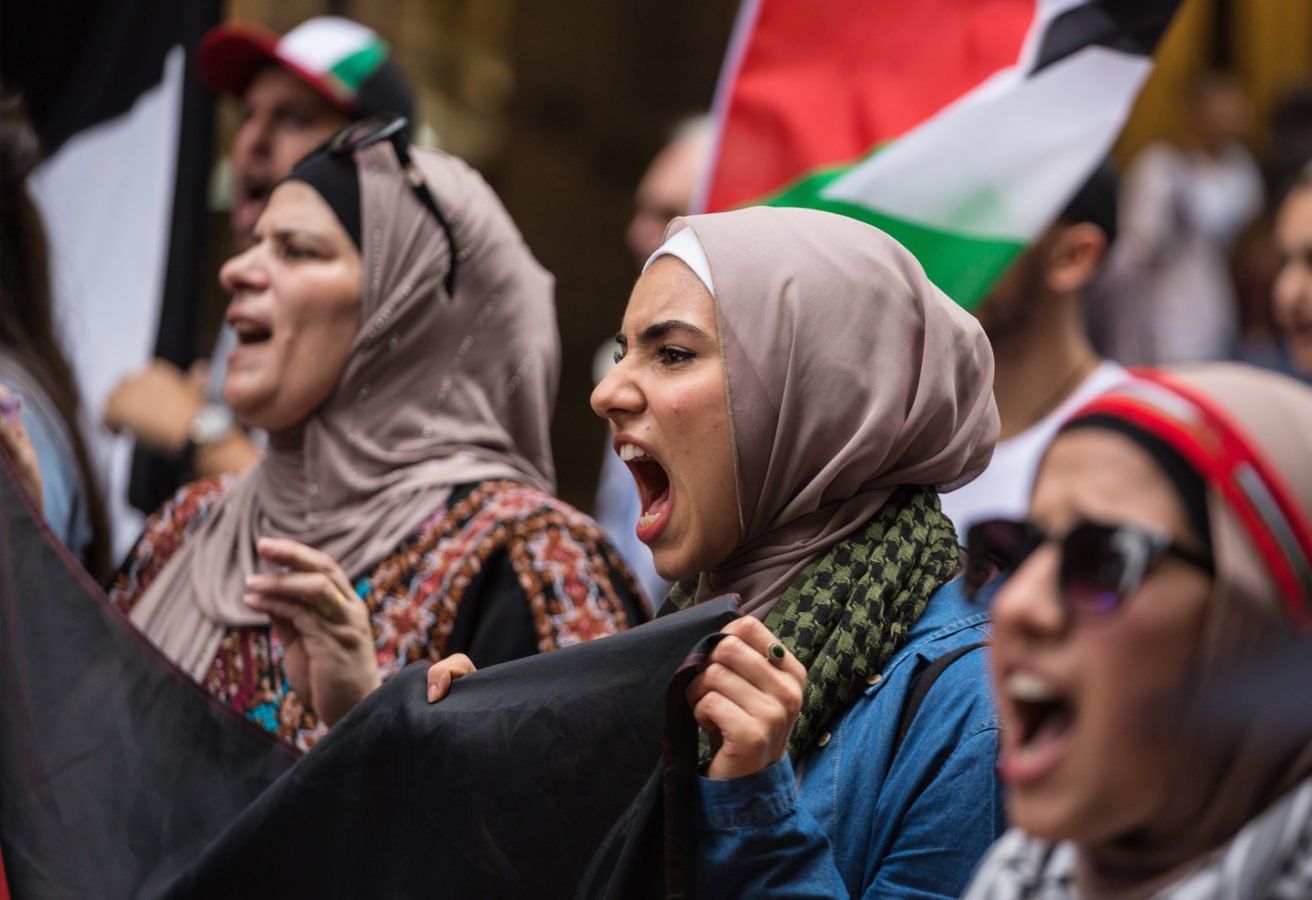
top-left (962, 363), bottom-right (1312, 898)
top-left (431, 206), bottom-right (1004, 896)
top-left (108, 123), bottom-right (646, 751)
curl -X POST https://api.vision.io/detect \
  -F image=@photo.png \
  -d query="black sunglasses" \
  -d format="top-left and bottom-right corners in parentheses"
top-left (964, 517), bottom-right (1214, 617)
top-left (326, 115), bottom-right (459, 297)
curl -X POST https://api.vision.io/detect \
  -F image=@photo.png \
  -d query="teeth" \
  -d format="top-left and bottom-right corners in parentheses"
top-left (618, 443), bottom-right (651, 462)
top-left (1006, 671), bottom-right (1059, 703)
top-left (637, 511), bottom-right (659, 529)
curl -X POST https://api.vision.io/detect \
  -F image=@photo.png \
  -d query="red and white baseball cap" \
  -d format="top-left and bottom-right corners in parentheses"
top-left (198, 16), bottom-right (413, 122)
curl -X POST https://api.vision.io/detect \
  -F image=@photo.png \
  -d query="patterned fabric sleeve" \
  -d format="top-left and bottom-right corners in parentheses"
top-left (366, 481), bottom-right (648, 679)
top-left (506, 511), bottom-right (648, 652)
top-left (112, 478), bottom-right (647, 753)
top-left (108, 476), bottom-right (229, 615)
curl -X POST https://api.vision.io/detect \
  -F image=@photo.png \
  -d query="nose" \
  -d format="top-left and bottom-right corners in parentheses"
top-left (990, 544), bottom-right (1069, 647)
top-left (219, 244), bottom-right (267, 297)
top-left (590, 352), bottom-right (644, 428)
top-left (233, 113), bottom-right (273, 161)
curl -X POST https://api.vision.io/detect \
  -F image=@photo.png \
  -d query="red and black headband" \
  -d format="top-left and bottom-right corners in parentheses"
top-left (1065, 369), bottom-right (1312, 629)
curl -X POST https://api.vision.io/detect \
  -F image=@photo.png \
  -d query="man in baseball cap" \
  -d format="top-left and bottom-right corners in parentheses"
top-left (199, 15), bottom-right (414, 239)
top-left (104, 17), bottom-right (416, 501)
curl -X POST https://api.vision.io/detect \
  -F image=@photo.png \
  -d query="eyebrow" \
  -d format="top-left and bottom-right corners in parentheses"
top-left (614, 319), bottom-right (709, 347)
top-left (266, 227), bottom-right (330, 246)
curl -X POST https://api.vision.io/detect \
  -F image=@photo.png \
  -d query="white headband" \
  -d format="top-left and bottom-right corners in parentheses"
top-left (642, 227), bottom-right (714, 296)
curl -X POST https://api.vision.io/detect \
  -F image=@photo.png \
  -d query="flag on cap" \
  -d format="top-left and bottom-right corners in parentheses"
top-left (699, 0), bottom-right (1184, 310)
top-left (198, 16), bottom-right (412, 121)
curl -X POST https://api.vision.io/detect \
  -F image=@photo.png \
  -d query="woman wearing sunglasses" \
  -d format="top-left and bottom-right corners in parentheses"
top-left (107, 119), bottom-right (647, 751)
top-left (963, 363), bottom-right (1312, 898)
top-left (431, 207), bottom-right (1004, 896)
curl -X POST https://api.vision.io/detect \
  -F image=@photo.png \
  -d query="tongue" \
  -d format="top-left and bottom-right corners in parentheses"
top-left (639, 487), bottom-right (671, 524)
top-left (1027, 704), bottom-right (1072, 749)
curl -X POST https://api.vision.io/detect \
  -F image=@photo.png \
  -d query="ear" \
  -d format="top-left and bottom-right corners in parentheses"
top-left (1043, 222), bottom-right (1108, 296)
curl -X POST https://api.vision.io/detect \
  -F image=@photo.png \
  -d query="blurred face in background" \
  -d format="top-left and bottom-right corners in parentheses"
top-left (220, 180), bottom-right (362, 432)
top-left (1189, 77), bottom-right (1253, 151)
top-left (988, 428), bottom-right (1212, 847)
top-left (625, 127), bottom-right (710, 269)
top-left (591, 257), bottom-right (741, 580)
top-left (1274, 184), bottom-right (1312, 375)
top-left (229, 67), bottom-right (350, 241)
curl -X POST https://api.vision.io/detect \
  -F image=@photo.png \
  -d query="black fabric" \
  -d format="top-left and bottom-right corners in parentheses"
top-left (1058, 161), bottom-right (1119, 247)
top-left (0, 443), bottom-right (298, 899)
top-left (582, 630), bottom-right (733, 900)
top-left (354, 60), bottom-right (416, 123)
top-left (0, 0), bottom-right (218, 156)
top-left (128, 1), bottom-right (222, 518)
top-left (440, 482), bottom-right (544, 667)
top-left (448, 545), bottom-right (542, 663)
top-left (286, 149), bottom-right (362, 249)
top-left (156, 599), bottom-right (739, 899)
top-left (1061, 414), bottom-right (1213, 550)
top-left (1029, 1), bottom-right (1182, 77)
top-left (1, 443), bottom-right (732, 898)
top-left (891, 641), bottom-right (989, 760)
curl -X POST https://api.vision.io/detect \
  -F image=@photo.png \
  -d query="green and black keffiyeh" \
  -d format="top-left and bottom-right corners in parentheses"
top-left (667, 485), bottom-right (960, 760)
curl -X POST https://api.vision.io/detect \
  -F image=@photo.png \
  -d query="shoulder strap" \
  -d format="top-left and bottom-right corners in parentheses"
top-left (890, 640), bottom-right (988, 760)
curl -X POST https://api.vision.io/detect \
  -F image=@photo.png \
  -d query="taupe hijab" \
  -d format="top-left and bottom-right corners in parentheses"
top-left (130, 142), bottom-right (558, 679)
top-left (658, 207), bottom-right (997, 616)
top-left (1057, 363), bottom-right (1312, 897)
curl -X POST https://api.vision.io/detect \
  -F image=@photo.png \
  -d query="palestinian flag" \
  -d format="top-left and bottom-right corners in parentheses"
top-left (699, 0), bottom-right (1183, 310)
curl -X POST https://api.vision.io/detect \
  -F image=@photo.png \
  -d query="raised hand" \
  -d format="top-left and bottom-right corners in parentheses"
top-left (685, 616), bottom-right (807, 780)
top-left (0, 387), bottom-right (43, 514)
top-left (243, 536), bottom-right (380, 727)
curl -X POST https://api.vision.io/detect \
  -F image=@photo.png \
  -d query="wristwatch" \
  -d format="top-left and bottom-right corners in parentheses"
top-left (185, 403), bottom-right (235, 457)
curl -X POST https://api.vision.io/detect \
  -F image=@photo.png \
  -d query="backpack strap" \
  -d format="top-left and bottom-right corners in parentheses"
top-left (890, 641), bottom-right (988, 760)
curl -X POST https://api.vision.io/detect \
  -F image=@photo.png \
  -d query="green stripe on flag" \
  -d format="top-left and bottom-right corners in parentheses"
top-left (330, 39), bottom-right (388, 92)
top-left (753, 165), bottom-right (1025, 312)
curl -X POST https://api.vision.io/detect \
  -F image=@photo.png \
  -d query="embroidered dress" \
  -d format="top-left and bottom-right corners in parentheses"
top-left (111, 478), bottom-right (646, 751)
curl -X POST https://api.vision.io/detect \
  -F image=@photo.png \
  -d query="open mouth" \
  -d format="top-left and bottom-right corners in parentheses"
top-left (618, 442), bottom-right (673, 542)
top-left (232, 176), bottom-right (274, 233)
top-left (231, 318), bottom-right (273, 346)
top-left (1000, 670), bottom-right (1074, 784)
top-left (239, 176), bottom-right (273, 207)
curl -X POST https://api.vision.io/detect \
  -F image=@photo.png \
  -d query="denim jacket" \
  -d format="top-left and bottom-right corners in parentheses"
top-left (694, 578), bottom-right (1003, 898)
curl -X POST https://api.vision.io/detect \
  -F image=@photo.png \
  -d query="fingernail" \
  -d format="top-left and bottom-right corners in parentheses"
top-left (243, 593), bottom-right (259, 606)
top-left (246, 573), bottom-right (268, 588)
top-left (0, 393), bottom-right (21, 424)
top-left (427, 683), bottom-right (438, 703)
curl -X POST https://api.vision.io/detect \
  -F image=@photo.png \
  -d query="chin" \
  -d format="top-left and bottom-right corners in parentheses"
top-left (651, 551), bottom-right (694, 584)
top-left (1007, 793), bottom-right (1080, 843)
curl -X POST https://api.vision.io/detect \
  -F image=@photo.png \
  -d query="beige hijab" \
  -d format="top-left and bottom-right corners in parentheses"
top-left (129, 142), bottom-right (559, 679)
top-left (1062, 363), bottom-right (1312, 897)
top-left (660, 207), bottom-right (997, 616)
